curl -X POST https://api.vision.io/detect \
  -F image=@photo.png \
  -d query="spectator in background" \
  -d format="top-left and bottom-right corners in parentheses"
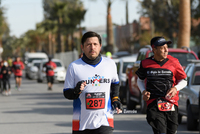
top-left (43, 57), bottom-right (57, 90)
top-left (1, 60), bottom-right (12, 96)
top-left (106, 51), bottom-right (112, 59)
top-left (0, 60), bottom-right (4, 92)
top-left (7, 56), bottom-right (13, 67)
top-left (12, 56), bottom-right (24, 91)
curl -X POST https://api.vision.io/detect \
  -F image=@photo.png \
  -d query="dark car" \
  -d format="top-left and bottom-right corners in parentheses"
top-left (178, 60), bottom-right (200, 130)
top-left (126, 45), bottom-right (199, 114)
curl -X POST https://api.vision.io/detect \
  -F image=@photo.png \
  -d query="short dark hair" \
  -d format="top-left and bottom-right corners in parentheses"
top-left (48, 56), bottom-right (52, 61)
top-left (81, 31), bottom-right (102, 45)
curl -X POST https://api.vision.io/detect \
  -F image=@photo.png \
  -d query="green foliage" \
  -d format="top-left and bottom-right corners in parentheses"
top-left (0, 7), bottom-right (9, 38)
top-left (139, 0), bottom-right (200, 47)
top-left (1, 0), bottom-right (87, 57)
top-left (43, 0), bottom-right (86, 33)
top-left (191, 0), bottom-right (200, 45)
top-left (0, 7), bottom-right (11, 58)
top-left (42, 0), bottom-right (86, 52)
top-left (139, 31), bottom-right (164, 46)
top-left (140, 0), bottom-right (179, 40)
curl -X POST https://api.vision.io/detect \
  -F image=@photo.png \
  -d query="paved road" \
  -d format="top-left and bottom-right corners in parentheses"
top-left (0, 76), bottom-right (199, 134)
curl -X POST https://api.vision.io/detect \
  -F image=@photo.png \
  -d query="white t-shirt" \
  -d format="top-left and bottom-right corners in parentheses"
top-left (64, 57), bottom-right (119, 131)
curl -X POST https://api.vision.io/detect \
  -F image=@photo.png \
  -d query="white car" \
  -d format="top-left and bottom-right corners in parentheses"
top-left (116, 54), bottom-right (138, 103)
top-left (27, 60), bottom-right (41, 80)
top-left (24, 52), bottom-right (48, 78)
top-left (37, 59), bottom-right (66, 83)
top-left (112, 58), bottom-right (119, 67)
top-left (178, 60), bottom-right (200, 130)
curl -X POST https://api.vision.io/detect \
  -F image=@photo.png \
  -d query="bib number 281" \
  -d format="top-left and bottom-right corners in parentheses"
top-left (86, 92), bottom-right (105, 109)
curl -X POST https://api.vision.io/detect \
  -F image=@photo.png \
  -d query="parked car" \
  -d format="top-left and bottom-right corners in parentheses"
top-left (26, 60), bottom-right (41, 80)
top-left (37, 59), bottom-right (66, 83)
top-left (126, 45), bottom-right (199, 114)
top-left (112, 51), bottom-right (131, 58)
top-left (178, 60), bottom-right (200, 130)
top-left (115, 54), bottom-right (137, 104)
top-left (24, 52), bottom-right (48, 79)
top-left (112, 58), bottom-right (119, 67)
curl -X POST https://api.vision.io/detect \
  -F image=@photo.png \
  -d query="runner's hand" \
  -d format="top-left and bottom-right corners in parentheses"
top-left (112, 98), bottom-right (123, 114)
top-left (74, 81), bottom-right (86, 94)
top-left (142, 90), bottom-right (150, 101)
top-left (166, 87), bottom-right (177, 99)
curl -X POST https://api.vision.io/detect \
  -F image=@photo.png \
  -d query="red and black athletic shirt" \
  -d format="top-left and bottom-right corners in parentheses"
top-left (12, 61), bottom-right (24, 76)
top-left (136, 55), bottom-right (187, 106)
top-left (43, 61), bottom-right (57, 76)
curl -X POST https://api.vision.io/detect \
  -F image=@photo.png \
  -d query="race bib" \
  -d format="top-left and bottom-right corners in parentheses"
top-left (85, 92), bottom-right (105, 109)
top-left (157, 98), bottom-right (175, 111)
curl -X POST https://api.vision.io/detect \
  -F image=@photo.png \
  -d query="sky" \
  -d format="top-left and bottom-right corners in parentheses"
top-left (1, 0), bottom-right (141, 38)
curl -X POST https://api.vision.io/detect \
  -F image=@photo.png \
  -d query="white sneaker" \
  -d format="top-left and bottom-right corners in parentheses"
top-left (18, 88), bottom-right (21, 91)
top-left (2, 91), bottom-right (8, 96)
top-left (8, 91), bottom-right (11, 95)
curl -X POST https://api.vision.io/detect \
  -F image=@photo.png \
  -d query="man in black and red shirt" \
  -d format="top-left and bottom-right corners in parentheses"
top-left (12, 56), bottom-right (24, 91)
top-left (136, 36), bottom-right (187, 134)
top-left (43, 57), bottom-right (57, 90)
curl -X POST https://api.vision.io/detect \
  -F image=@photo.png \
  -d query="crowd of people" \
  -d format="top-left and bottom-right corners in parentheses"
top-left (0, 56), bottom-right (24, 96)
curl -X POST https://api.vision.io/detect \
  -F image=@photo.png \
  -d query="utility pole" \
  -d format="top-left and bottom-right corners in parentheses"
top-left (125, 0), bottom-right (129, 25)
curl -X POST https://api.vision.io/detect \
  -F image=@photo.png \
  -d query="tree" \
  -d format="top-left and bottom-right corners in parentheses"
top-left (62, 0), bottom-right (86, 51)
top-left (43, 0), bottom-right (86, 52)
top-left (36, 19), bottom-right (57, 56)
top-left (139, 0), bottom-right (180, 43)
top-left (120, 0), bottom-right (129, 25)
top-left (177, 0), bottom-right (190, 48)
top-left (0, 7), bottom-right (10, 59)
top-left (106, 0), bottom-right (114, 53)
top-left (89, 0), bottom-right (115, 53)
top-left (190, 0), bottom-right (200, 46)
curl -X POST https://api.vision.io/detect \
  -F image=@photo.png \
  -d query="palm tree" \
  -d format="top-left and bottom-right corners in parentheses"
top-left (177, 0), bottom-right (190, 48)
top-left (0, 7), bottom-right (10, 59)
top-left (43, 0), bottom-right (86, 53)
top-left (36, 19), bottom-right (57, 55)
top-left (63, 1), bottom-right (86, 51)
top-left (106, 0), bottom-right (114, 53)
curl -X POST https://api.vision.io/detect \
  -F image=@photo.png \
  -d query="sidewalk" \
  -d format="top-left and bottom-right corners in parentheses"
top-left (0, 77), bottom-right (73, 134)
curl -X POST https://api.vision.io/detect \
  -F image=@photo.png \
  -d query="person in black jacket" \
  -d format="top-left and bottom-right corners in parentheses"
top-left (0, 60), bottom-right (3, 93)
top-left (1, 61), bottom-right (12, 96)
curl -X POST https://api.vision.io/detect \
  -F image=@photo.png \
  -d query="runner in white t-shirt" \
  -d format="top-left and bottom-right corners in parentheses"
top-left (63, 31), bottom-right (122, 134)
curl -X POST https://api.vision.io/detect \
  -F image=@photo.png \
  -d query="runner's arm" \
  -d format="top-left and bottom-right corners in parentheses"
top-left (110, 83), bottom-right (120, 98)
top-left (137, 77), bottom-right (151, 101)
top-left (110, 83), bottom-right (123, 112)
top-left (63, 81), bottom-right (86, 100)
top-left (63, 88), bottom-right (80, 99)
top-left (137, 77), bottom-right (146, 93)
top-left (174, 79), bottom-right (187, 91)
